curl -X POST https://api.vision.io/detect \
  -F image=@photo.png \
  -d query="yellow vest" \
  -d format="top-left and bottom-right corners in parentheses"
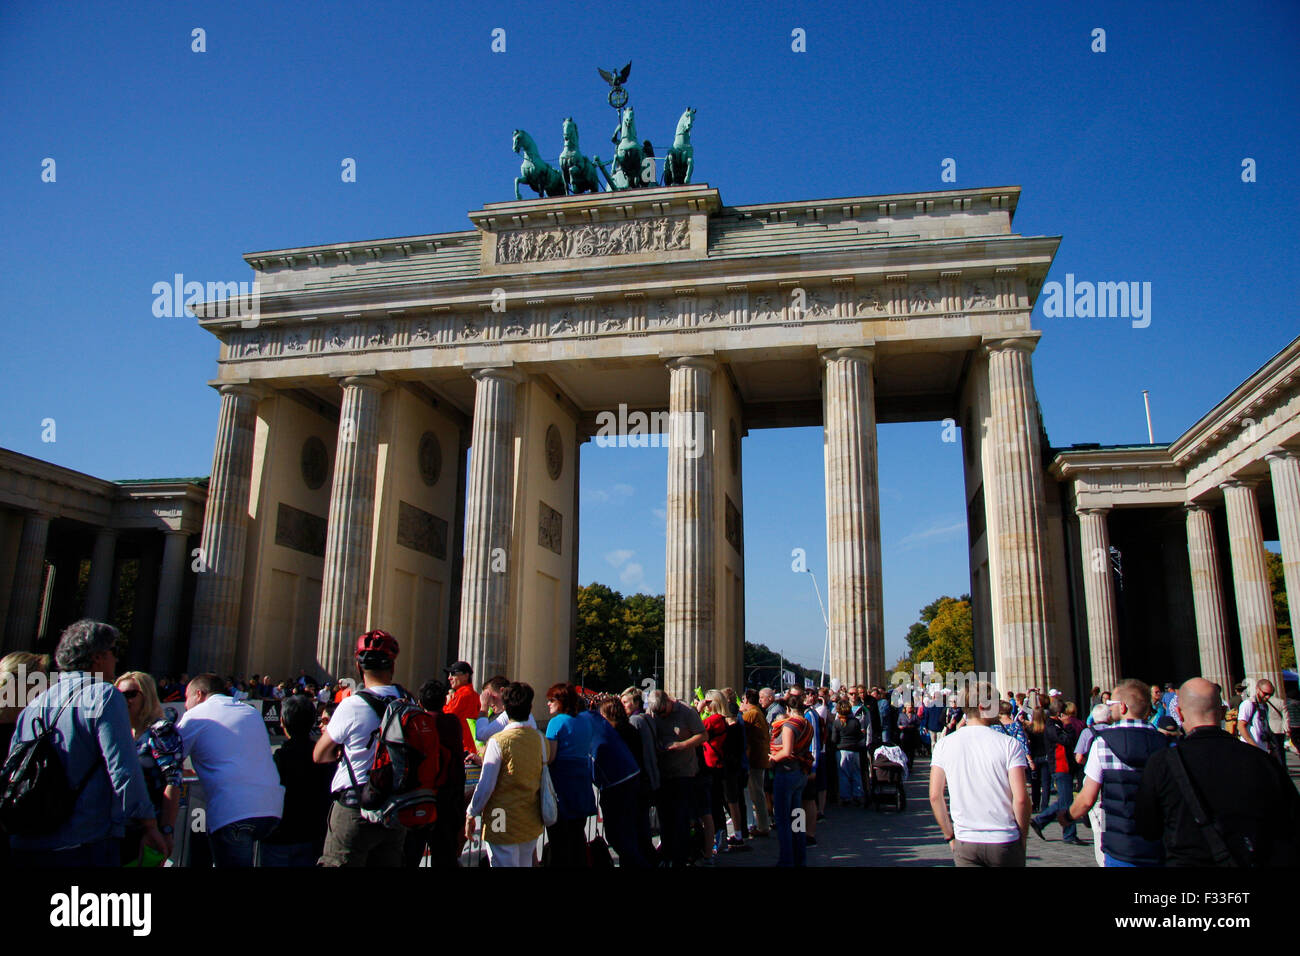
top-left (482, 726), bottom-right (545, 845)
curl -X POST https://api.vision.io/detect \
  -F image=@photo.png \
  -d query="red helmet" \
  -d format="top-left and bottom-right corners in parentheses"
top-left (355, 629), bottom-right (399, 664)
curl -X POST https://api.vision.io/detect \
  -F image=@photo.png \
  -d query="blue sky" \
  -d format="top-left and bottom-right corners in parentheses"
top-left (2, 1), bottom-right (1296, 672)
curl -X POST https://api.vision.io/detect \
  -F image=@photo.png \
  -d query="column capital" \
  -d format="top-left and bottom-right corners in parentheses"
top-left (663, 354), bottom-right (718, 373)
top-left (332, 371), bottom-right (391, 393)
top-left (1076, 506), bottom-right (1111, 518)
top-left (1219, 477), bottom-right (1261, 492)
top-left (1184, 500), bottom-right (1217, 514)
top-left (467, 365), bottom-right (527, 386)
top-left (819, 346), bottom-right (875, 367)
top-left (211, 379), bottom-right (266, 401)
top-left (981, 332), bottom-right (1041, 356)
top-left (1265, 447), bottom-right (1299, 464)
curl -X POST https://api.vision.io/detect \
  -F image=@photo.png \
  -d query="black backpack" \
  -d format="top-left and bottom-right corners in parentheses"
top-left (0, 682), bottom-right (101, 836)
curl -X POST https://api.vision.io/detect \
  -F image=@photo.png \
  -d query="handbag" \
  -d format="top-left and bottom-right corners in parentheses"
top-left (539, 731), bottom-right (559, 827)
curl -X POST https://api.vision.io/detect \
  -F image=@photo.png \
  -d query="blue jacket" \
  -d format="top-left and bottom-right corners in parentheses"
top-left (7, 672), bottom-right (154, 850)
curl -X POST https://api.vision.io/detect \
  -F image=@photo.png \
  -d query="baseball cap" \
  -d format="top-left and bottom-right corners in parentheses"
top-left (447, 660), bottom-right (473, 676)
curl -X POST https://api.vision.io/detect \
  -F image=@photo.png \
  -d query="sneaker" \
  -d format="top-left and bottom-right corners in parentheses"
top-left (726, 835), bottom-right (744, 847)
top-left (1062, 837), bottom-right (1089, 846)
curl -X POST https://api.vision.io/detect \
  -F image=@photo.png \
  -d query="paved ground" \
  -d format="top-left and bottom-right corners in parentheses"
top-left (719, 753), bottom-right (1300, 868)
top-left (722, 755), bottom-right (1097, 868)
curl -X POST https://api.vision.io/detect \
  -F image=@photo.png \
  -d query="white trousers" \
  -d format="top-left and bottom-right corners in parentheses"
top-left (485, 840), bottom-right (535, 868)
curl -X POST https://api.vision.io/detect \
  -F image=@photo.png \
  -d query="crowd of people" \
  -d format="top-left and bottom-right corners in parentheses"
top-left (3, 618), bottom-right (1299, 869)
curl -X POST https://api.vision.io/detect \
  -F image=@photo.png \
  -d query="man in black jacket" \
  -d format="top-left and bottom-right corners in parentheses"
top-left (1135, 678), bottom-right (1300, 866)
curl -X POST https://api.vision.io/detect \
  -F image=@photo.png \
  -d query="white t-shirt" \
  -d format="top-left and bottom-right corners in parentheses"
top-left (931, 724), bottom-right (1027, 844)
top-left (177, 694), bottom-right (285, 833)
top-left (326, 685), bottom-right (401, 793)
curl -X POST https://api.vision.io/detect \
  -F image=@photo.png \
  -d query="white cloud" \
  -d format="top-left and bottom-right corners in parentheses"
top-left (604, 549), bottom-right (635, 569)
top-left (584, 483), bottom-right (635, 505)
top-left (899, 520), bottom-right (966, 549)
top-left (619, 562), bottom-right (645, 589)
top-left (613, 483), bottom-right (634, 497)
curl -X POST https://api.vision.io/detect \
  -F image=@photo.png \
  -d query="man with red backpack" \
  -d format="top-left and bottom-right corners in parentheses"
top-left (313, 630), bottom-right (446, 866)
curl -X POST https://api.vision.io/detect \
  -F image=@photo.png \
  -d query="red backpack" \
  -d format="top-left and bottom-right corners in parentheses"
top-left (345, 688), bottom-right (450, 828)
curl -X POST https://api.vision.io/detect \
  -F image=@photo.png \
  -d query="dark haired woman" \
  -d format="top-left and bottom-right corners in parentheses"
top-left (544, 683), bottom-right (595, 866)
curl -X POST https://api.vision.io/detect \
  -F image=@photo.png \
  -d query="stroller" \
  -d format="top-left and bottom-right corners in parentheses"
top-left (867, 750), bottom-right (907, 811)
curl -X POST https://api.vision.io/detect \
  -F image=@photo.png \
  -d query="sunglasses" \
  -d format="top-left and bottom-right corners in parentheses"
top-left (120, 689), bottom-right (141, 700)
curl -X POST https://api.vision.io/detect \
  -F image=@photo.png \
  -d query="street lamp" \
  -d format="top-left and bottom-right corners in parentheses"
top-left (796, 566), bottom-right (831, 688)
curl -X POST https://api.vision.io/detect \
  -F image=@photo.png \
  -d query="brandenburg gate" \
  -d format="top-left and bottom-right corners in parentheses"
top-left (187, 183), bottom-right (1065, 699)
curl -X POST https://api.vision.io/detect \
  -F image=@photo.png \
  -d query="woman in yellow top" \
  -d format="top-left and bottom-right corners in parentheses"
top-left (465, 682), bottom-right (545, 867)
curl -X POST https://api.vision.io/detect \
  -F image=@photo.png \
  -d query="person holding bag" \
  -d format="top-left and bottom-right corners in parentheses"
top-left (466, 682), bottom-right (547, 867)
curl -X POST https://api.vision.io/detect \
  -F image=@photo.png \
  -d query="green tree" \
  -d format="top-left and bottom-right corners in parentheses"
top-left (915, 596), bottom-right (975, 674)
top-left (574, 582), bottom-right (628, 688)
top-left (1266, 551), bottom-right (1295, 670)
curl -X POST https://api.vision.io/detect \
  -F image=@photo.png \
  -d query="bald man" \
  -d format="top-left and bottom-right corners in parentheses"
top-left (1055, 679), bottom-right (1168, 867)
top-left (1135, 678), bottom-right (1300, 866)
top-left (1238, 678), bottom-right (1285, 767)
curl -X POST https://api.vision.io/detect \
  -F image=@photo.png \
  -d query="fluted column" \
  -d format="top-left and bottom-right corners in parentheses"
top-left (1266, 449), bottom-right (1300, 655)
top-left (1077, 508), bottom-right (1120, 692)
top-left (1185, 503), bottom-right (1233, 693)
top-left (457, 367), bottom-right (525, 681)
top-left (150, 530), bottom-right (190, 674)
top-left (317, 375), bottom-right (388, 679)
top-left (984, 337), bottom-right (1055, 691)
top-left (822, 347), bottom-right (884, 687)
top-left (83, 528), bottom-right (119, 620)
top-left (1221, 479), bottom-right (1283, 698)
top-left (664, 356), bottom-right (716, 700)
top-left (4, 511), bottom-right (53, 651)
top-left (188, 383), bottom-right (261, 674)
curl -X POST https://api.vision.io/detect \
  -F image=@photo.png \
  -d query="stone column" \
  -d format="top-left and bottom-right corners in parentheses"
top-left (821, 347), bottom-right (884, 687)
top-left (457, 367), bottom-right (524, 680)
top-left (664, 356), bottom-right (716, 699)
top-left (83, 528), bottom-right (119, 620)
top-left (1266, 448), bottom-right (1300, 654)
top-left (1221, 479), bottom-right (1283, 697)
top-left (1185, 503), bottom-right (1233, 693)
top-left (188, 383), bottom-right (261, 674)
top-left (3, 511), bottom-right (53, 652)
top-left (316, 375), bottom-right (388, 679)
top-left (150, 530), bottom-right (190, 674)
top-left (984, 337), bottom-right (1055, 691)
top-left (1077, 508), bottom-right (1120, 693)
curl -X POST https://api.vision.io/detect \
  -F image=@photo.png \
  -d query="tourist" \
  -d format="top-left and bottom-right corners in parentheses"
top-left (313, 630), bottom-right (405, 867)
top-left (991, 700), bottom-right (1028, 759)
top-left (619, 685), bottom-right (661, 862)
top-left (719, 688), bottom-right (749, 846)
top-left (829, 702), bottom-right (865, 806)
top-left (898, 701), bottom-right (923, 765)
top-left (179, 672), bottom-right (284, 866)
top-left (544, 682), bottom-right (595, 867)
top-left (6, 621), bottom-right (164, 868)
top-left (1056, 680), bottom-right (1167, 867)
top-left (922, 694), bottom-right (945, 757)
top-left (760, 686), bottom-right (784, 724)
top-left (0, 651), bottom-right (49, 756)
top-left (1029, 701), bottom-right (1084, 846)
top-left (786, 685), bottom-right (821, 847)
top-left (114, 671), bottom-right (183, 866)
top-left (403, 678), bottom-right (467, 868)
top-left (1025, 706), bottom-right (1049, 811)
top-left (444, 660), bottom-right (480, 762)
top-left (465, 682), bottom-right (545, 868)
top-left (261, 693), bottom-right (332, 866)
top-left (1074, 702), bottom-right (1112, 867)
top-left (583, 697), bottom-right (647, 867)
top-left (1136, 678), bottom-right (1300, 865)
top-left (741, 689), bottom-right (771, 836)
top-left (475, 673), bottom-right (537, 746)
top-left (699, 689), bottom-right (732, 860)
top-left (1237, 678), bottom-right (1285, 767)
top-left (928, 681), bottom-right (1029, 867)
top-left (648, 689), bottom-right (706, 867)
top-left (769, 693), bottom-right (812, 867)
